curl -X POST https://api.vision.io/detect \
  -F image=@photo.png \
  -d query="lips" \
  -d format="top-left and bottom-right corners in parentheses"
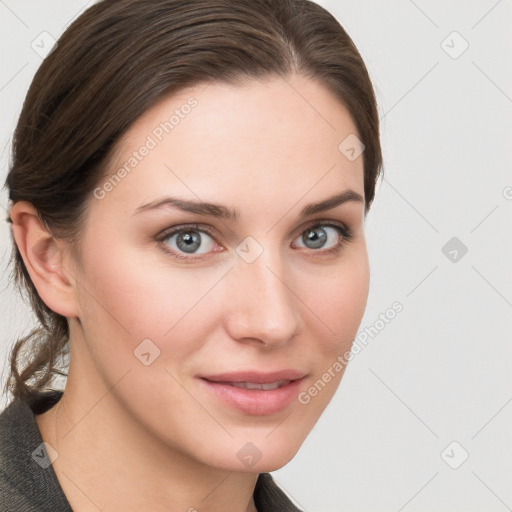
top-left (198, 370), bottom-right (307, 415)
top-left (223, 380), bottom-right (290, 391)
top-left (200, 370), bottom-right (306, 384)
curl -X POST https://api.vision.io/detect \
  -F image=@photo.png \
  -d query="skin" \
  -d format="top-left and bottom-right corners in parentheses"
top-left (11, 73), bottom-right (370, 512)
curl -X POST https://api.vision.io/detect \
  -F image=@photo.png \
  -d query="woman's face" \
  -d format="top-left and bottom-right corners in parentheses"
top-left (67, 74), bottom-right (369, 472)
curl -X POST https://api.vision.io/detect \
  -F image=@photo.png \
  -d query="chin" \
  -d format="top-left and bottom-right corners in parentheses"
top-left (199, 431), bottom-right (306, 474)
top-left (245, 455), bottom-right (297, 474)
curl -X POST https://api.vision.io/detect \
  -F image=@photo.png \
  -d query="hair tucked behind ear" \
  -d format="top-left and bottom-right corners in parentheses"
top-left (3, 0), bottom-right (383, 403)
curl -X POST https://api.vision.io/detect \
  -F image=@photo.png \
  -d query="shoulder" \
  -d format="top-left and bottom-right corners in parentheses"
top-left (0, 391), bottom-right (73, 512)
top-left (254, 472), bottom-right (304, 512)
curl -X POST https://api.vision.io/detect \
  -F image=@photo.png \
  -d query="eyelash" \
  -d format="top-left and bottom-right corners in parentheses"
top-left (156, 221), bottom-right (353, 262)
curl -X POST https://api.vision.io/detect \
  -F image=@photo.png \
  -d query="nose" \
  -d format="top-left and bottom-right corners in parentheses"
top-left (223, 247), bottom-right (300, 348)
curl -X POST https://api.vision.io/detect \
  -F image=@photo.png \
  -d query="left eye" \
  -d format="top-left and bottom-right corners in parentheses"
top-left (293, 224), bottom-right (348, 251)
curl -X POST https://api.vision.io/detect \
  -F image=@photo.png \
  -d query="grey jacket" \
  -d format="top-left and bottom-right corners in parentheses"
top-left (0, 390), bottom-right (303, 511)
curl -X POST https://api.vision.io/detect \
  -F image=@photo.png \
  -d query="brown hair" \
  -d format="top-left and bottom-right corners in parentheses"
top-left (3, 0), bottom-right (383, 403)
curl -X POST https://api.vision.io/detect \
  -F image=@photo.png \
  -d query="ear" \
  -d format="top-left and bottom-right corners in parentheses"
top-left (9, 201), bottom-right (79, 318)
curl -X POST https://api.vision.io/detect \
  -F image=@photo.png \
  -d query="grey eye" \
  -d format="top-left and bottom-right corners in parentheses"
top-left (295, 225), bottom-right (344, 250)
top-left (164, 229), bottom-right (215, 255)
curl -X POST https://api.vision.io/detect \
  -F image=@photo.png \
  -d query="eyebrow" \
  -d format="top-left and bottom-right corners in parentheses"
top-left (134, 189), bottom-right (364, 221)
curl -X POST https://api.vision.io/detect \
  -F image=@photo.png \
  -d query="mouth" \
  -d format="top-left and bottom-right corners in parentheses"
top-left (198, 370), bottom-right (307, 416)
top-left (213, 380), bottom-right (291, 391)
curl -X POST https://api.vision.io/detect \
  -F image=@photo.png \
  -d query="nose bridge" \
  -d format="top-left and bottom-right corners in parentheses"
top-left (226, 240), bottom-right (299, 345)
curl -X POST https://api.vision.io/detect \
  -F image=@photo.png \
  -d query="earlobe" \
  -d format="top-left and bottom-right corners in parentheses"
top-left (9, 201), bottom-right (79, 318)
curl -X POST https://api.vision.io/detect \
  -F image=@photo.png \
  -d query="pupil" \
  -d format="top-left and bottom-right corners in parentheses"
top-left (178, 231), bottom-right (200, 253)
top-left (305, 228), bottom-right (326, 249)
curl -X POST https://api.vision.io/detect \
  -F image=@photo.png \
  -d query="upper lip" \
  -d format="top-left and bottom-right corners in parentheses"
top-left (199, 370), bottom-right (307, 384)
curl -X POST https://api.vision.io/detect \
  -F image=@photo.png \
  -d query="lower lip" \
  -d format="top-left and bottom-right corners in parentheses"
top-left (199, 378), bottom-right (304, 416)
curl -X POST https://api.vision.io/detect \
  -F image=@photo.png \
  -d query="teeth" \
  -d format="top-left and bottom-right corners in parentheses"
top-left (227, 380), bottom-right (290, 391)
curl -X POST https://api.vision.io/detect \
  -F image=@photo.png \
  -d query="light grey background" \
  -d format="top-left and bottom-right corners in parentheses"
top-left (1, 1), bottom-right (511, 511)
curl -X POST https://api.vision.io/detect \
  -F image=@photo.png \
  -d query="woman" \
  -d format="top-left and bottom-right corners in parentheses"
top-left (0, 0), bottom-right (382, 510)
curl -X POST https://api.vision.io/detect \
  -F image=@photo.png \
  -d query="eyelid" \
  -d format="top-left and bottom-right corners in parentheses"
top-left (298, 218), bottom-right (349, 234)
top-left (157, 219), bottom-right (349, 241)
top-left (156, 222), bottom-right (216, 239)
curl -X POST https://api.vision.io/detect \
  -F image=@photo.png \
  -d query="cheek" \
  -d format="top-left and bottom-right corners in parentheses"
top-left (76, 241), bottom-right (225, 360)
top-left (303, 249), bottom-right (370, 356)
top-left (291, 252), bottom-right (369, 427)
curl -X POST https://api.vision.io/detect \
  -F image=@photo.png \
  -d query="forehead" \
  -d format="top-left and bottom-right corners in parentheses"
top-left (97, 74), bottom-right (364, 216)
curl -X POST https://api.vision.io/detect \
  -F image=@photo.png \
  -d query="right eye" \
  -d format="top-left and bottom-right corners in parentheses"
top-left (158, 224), bottom-right (222, 261)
